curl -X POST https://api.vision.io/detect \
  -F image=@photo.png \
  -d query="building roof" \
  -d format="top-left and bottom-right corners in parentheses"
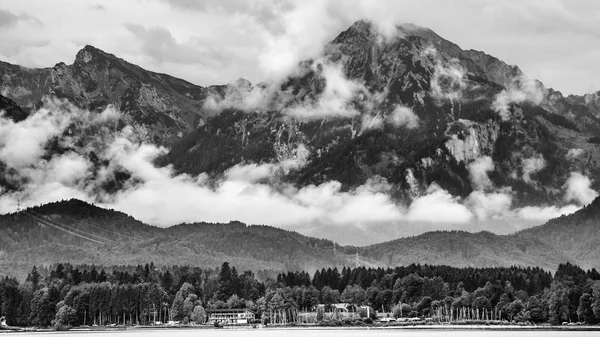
top-left (207, 309), bottom-right (255, 313)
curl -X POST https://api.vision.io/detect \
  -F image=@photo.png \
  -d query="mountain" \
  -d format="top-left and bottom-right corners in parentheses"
top-left (0, 46), bottom-right (218, 144)
top-left (1, 21), bottom-right (599, 207)
top-left (2, 196), bottom-right (600, 279)
top-left (158, 20), bottom-right (600, 208)
top-left (1, 20), bottom-right (600, 264)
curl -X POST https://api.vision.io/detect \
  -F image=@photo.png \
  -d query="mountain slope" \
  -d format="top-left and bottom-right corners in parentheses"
top-left (0, 46), bottom-right (215, 144)
top-left (359, 195), bottom-right (600, 271)
top-left (0, 94), bottom-right (28, 122)
top-left (3, 196), bottom-right (600, 280)
top-left (358, 230), bottom-right (572, 271)
top-left (0, 199), bottom-right (363, 280)
top-left (160, 20), bottom-right (600, 207)
top-left (518, 195), bottom-right (600, 270)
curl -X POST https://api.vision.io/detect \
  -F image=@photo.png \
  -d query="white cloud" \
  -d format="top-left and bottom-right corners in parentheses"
top-left (521, 153), bottom-right (546, 184)
top-left (0, 100), bottom-right (72, 169)
top-left (406, 183), bottom-right (473, 224)
top-left (492, 76), bottom-right (546, 120)
top-left (389, 105), bottom-right (419, 129)
top-left (430, 58), bottom-right (468, 104)
top-left (564, 171), bottom-right (598, 205)
top-left (516, 204), bottom-right (580, 221)
top-left (284, 61), bottom-right (365, 119)
top-left (202, 80), bottom-right (284, 113)
top-left (224, 162), bottom-right (279, 183)
top-left (566, 148), bottom-right (584, 160)
top-left (466, 190), bottom-right (513, 221)
top-left (0, 102), bottom-right (595, 245)
top-left (468, 155), bottom-right (495, 189)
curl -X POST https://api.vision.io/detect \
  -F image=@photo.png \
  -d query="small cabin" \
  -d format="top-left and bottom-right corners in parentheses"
top-left (207, 309), bottom-right (255, 324)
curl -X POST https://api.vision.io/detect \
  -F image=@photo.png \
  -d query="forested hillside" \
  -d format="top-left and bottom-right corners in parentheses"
top-left (2, 196), bottom-right (600, 281)
top-left (518, 196), bottom-right (600, 270)
top-left (0, 199), bottom-right (359, 280)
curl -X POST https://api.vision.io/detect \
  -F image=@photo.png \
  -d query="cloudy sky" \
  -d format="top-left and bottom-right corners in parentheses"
top-left (1, 0), bottom-right (599, 95)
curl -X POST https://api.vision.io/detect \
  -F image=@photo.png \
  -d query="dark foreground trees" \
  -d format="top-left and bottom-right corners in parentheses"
top-left (0, 262), bottom-right (599, 328)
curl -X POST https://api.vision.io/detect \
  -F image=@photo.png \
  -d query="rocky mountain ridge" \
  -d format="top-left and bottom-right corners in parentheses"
top-left (1, 19), bottom-right (600, 243)
top-left (1, 45), bottom-right (218, 144)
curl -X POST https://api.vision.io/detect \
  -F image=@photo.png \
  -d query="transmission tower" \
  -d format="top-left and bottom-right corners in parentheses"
top-left (333, 242), bottom-right (336, 256)
top-left (355, 248), bottom-right (360, 268)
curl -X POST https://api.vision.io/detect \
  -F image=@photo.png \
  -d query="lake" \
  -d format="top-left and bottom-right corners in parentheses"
top-left (13, 328), bottom-right (600, 336)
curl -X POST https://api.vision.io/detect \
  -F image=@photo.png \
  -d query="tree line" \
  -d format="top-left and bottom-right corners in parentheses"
top-left (1, 262), bottom-right (600, 329)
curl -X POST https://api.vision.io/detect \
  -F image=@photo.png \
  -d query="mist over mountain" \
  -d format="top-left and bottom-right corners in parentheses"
top-left (1, 20), bottom-right (599, 246)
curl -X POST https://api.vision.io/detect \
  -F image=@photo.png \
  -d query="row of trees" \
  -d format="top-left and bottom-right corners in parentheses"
top-left (1, 262), bottom-right (600, 328)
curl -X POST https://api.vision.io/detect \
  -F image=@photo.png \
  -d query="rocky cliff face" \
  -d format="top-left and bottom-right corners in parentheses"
top-left (0, 94), bottom-right (28, 122)
top-left (566, 91), bottom-right (600, 117)
top-left (0, 45), bottom-right (215, 144)
top-left (444, 119), bottom-right (500, 163)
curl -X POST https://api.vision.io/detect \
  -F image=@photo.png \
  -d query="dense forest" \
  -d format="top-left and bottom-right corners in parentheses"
top-left (1, 262), bottom-right (600, 329)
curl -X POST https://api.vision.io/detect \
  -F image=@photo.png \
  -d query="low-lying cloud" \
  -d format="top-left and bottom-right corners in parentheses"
top-left (521, 153), bottom-right (546, 185)
top-left (564, 171), bottom-right (598, 205)
top-left (492, 76), bottom-right (546, 120)
top-left (0, 105), bottom-right (597, 245)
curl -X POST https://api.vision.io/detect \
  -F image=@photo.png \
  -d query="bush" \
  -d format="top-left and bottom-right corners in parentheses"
top-left (318, 319), bottom-right (343, 327)
top-left (363, 317), bottom-right (373, 324)
top-left (182, 317), bottom-right (190, 325)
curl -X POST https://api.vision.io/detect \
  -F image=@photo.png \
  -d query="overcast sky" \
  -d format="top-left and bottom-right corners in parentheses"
top-left (1, 0), bottom-right (599, 95)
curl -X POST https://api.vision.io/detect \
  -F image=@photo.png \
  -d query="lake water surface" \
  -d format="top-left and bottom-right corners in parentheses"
top-left (14, 328), bottom-right (599, 337)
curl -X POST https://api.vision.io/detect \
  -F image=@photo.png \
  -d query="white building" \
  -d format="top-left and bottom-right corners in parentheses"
top-left (207, 309), bottom-right (255, 324)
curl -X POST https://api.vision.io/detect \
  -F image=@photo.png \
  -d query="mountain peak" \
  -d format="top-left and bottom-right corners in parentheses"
top-left (74, 45), bottom-right (115, 64)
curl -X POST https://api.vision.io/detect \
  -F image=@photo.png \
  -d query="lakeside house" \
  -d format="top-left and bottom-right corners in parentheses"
top-left (207, 309), bottom-right (255, 324)
top-left (332, 303), bottom-right (358, 313)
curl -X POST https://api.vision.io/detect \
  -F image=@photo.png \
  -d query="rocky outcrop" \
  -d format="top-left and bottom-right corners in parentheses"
top-left (0, 94), bottom-right (28, 122)
top-left (566, 91), bottom-right (600, 118)
top-left (444, 119), bottom-right (500, 163)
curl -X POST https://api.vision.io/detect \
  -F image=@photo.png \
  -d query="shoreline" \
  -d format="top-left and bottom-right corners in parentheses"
top-left (3, 324), bottom-right (600, 333)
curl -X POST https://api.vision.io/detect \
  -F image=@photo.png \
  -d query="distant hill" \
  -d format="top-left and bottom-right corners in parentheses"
top-left (0, 199), bottom-right (362, 280)
top-left (518, 196), bottom-right (600, 270)
top-left (358, 230), bottom-right (572, 271)
top-left (2, 197), bottom-right (600, 279)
